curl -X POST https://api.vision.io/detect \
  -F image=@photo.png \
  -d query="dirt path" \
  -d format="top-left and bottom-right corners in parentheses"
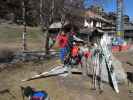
top-left (0, 52), bottom-right (133, 100)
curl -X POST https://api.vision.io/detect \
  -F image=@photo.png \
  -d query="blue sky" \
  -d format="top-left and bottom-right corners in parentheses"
top-left (84, 0), bottom-right (133, 19)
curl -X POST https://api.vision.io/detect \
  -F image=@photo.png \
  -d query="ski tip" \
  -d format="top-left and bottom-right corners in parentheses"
top-left (21, 79), bottom-right (26, 82)
top-left (115, 89), bottom-right (119, 93)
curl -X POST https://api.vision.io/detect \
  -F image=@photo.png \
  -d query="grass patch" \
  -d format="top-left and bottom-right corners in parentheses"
top-left (0, 24), bottom-right (43, 42)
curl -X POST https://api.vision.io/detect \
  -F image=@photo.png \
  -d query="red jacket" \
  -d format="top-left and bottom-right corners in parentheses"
top-left (71, 46), bottom-right (79, 57)
top-left (57, 34), bottom-right (68, 48)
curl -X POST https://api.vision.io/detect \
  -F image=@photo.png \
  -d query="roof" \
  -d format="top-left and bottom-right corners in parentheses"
top-left (79, 28), bottom-right (104, 35)
top-left (49, 22), bottom-right (68, 29)
top-left (80, 28), bottom-right (94, 34)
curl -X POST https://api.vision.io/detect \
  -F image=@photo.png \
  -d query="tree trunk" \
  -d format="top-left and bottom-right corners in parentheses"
top-left (44, 29), bottom-right (50, 54)
top-left (40, 0), bottom-right (43, 26)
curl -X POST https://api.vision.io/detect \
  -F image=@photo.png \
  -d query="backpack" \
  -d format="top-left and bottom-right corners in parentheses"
top-left (31, 91), bottom-right (48, 100)
top-left (22, 86), bottom-right (48, 100)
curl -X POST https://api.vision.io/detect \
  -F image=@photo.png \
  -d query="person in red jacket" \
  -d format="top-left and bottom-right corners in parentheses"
top-left (70, 42), bottom-right (83, 65)
top-left (57, 31), bottom-right (68, 63)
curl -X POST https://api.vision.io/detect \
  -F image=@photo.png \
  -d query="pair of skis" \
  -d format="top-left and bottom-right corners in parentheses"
top-left (98, 37), bottom-right (119, 93)
top-left (22, 66), bottom-right (68, 82)
top-left (91, 46), bottom-right (103, 92)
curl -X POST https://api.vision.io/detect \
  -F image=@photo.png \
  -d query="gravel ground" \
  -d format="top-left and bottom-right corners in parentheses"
top-left (0, 52), bottom-right (133, 100)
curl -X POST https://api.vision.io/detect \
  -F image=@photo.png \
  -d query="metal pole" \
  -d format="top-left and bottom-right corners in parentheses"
top-left (22, 0), bottom-right (27, 51)
top-left (116, 0), bottom-right (124, 37)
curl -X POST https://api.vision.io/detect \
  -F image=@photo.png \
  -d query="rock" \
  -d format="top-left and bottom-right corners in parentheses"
top-left (100, 56), bottom-right (127, 83)
top-left (113, 56), bottom-right (127, 83)
top-left (82, 55), bottom-right (127, 84)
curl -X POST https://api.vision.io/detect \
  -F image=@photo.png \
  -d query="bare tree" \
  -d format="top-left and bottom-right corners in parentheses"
top-left (39, 0), bottom-right (55, 54)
